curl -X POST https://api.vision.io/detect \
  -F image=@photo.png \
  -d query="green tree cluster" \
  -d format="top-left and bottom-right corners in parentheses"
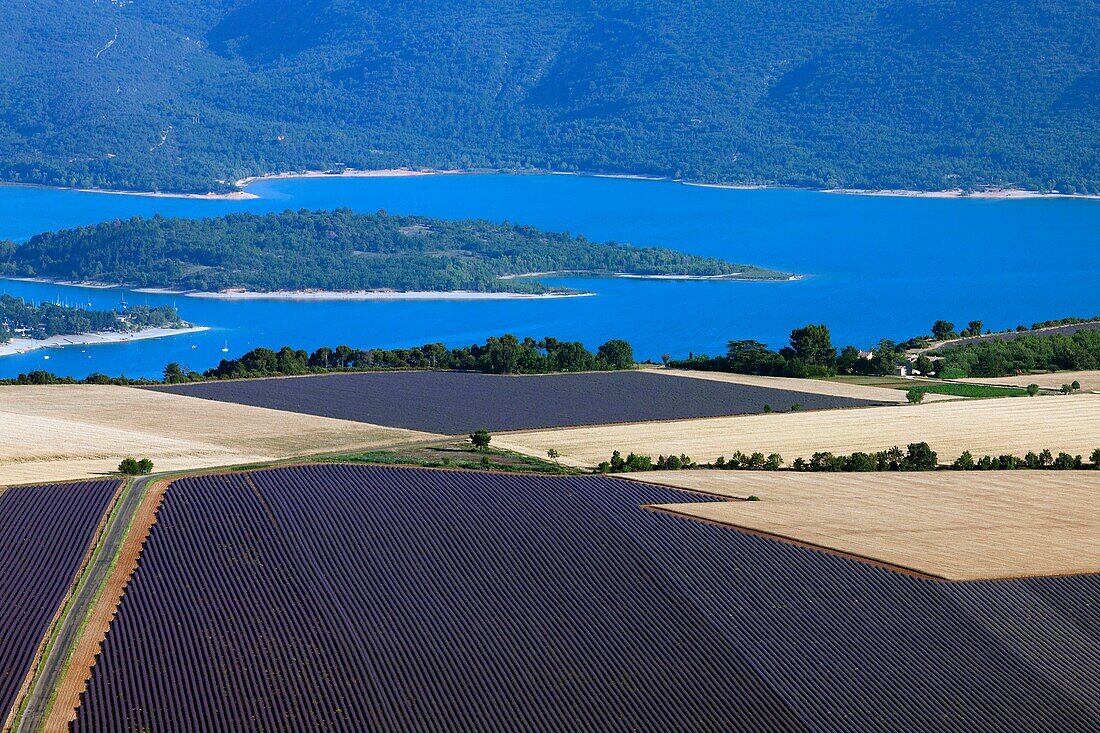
top-left (0, 295), bottom-right (184, 343)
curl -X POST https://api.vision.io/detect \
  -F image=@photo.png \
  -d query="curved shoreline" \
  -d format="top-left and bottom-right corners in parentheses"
top-left (181, 288), bottom-right (593, 302)
top-left (4, 279), bottom-right (594, 301)
top-left (4, 168), bottom-right (1098, 202)
top-left (0, 326), bottom-right (210, 358)
top-left (499, 269), bottom-right (797, 282)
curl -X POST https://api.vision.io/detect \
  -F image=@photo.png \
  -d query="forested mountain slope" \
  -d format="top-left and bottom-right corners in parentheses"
top-left (1, 0), bottom-right (1097, 193)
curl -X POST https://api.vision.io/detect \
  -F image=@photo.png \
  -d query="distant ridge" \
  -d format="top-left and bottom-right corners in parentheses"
top-left (0, 1), bottom-right (1097, 194)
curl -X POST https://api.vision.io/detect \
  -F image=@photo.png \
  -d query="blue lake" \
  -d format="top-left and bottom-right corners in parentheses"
top-left (0, 174), bottom-right (1097, 379)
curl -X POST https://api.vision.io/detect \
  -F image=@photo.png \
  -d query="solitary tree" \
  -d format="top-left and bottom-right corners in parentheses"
top-left (470, 428), bottom-right (492, 450)
top-left (137, 458), bottom-right (154, 474)
top-left (1091, 448), bottom-right (1100, 468)
top-left (118, 457), bottom-right (141, 475)
top-left (162, 362), bottom-right (188, 383)
top-left (1026, 383), bottom-right (1040, 396)
top-left (547, 448), bottom-right (561, 466)
top-left (906, 388), bottom-right (925, 404)
top-left (962, 320), bottom-right (984, 338)
top-left (1061, 383), bottom-right (1074, 395)
top-left (931, 320), bottom-right (956, 341)
top-left (597, 339), bottom-right (634, 370)
top-left (786, 324), bottom-right (836, 368)
top-left (1072, 380), bottom-right (1082, 392)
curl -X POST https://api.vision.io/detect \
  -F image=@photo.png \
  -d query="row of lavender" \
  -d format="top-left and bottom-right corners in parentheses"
top-left (0, 480), bottom-right (118, 719)
top-left (74, 465), bottom-right (1100, 731)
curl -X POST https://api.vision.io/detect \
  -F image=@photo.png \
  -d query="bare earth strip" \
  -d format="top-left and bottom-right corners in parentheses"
top-left (0, 386), bottom-right (440, 485)
top-left (28, 478), bottom-right (168, 732)
top-left (651, 367), bottom-right (955, 403)
top-left (957, 370), bottom-right (1100, 393)
top-left (2, 482), bottom-right (123, 733)
top-left (629, 470), bottom-right (1100, 581)
top-left (495, 394), bottom-right (1100, 468)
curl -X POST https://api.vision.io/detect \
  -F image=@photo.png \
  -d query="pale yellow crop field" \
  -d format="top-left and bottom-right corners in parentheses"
top-left (628, 470), bottom-right (1100, 580)
top-left (495, 394), bottom-right (1100, 468)
top-left (652, 367), bottom-right (955, 403)
top-left (959, 370), bottom-right (1100, 393)
top-left (0, 385), bottom-right (438, 485)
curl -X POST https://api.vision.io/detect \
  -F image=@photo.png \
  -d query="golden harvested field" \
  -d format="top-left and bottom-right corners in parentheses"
top-left (650, 367), bottom-right (955, 402)
top-left (495, 394), bottom-right (1100, 468)
top-left (629, 470), bottom-right (1100, 580)
top-left (959, 370), bottom-right (1100, 393)
top-left (0, 386), bottom-right (438, 485)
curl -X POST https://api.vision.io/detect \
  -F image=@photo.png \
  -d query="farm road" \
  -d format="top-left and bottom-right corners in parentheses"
top-left (14, 476), bottom-right (151, 733)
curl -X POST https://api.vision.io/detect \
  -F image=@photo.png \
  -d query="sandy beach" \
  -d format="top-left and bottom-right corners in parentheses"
top-left (186, 288), bottom-right (591, 301)
top-left (820, 187), bottom-right (1100, 200)
top-left (235, 167), bottom-right (463, 188)
top-left (0, 326), bottom-right (209, 357)
top-left (6, 168), bottom-right (1098, 202)
top-left (498, 269), bottom-right (778, 281)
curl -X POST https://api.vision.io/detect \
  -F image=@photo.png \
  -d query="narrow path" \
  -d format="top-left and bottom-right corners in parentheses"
top-left (13, 476), bottom-right (154, 732)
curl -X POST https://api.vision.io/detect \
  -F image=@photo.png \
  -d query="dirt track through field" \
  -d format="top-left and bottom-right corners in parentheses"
top-left (15, 477), bottom-right (166, 733)
top-left (652, 367), bottom-right (955, 402)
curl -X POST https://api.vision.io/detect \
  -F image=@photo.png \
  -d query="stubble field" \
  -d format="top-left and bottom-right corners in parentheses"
top-left (0, 386), bottom-right (438, 485)
top-left (495, 394), bottom-right (1100, 467)
top-left (632, 470), bottom-right (1100, 580)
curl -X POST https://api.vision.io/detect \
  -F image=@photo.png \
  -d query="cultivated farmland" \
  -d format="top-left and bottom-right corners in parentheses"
top-left (155, 370), bottom-right (884, 434)
top-left (653, 367), bottom-right (956, 402)
top-left (496, 393), bottom-right (1100, 467)
top-left (0, 480), bottom-right (118, 728)
top-left (960, 369), bottom-right (1100, 393)
top-left (632, 470), bottom-right (1100, 580)
top-left (74, 465), bottom-right (1100, 731)
top-left (0, 386), bottom-right (437, 485)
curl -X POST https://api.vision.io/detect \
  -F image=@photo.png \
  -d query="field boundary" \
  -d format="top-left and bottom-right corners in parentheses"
top-left (2, 481), bottom-right (123, 733)
top-left (644, 488), bottom-right (1100, 583)
top-left (34, 478), bottom-right (169, 732)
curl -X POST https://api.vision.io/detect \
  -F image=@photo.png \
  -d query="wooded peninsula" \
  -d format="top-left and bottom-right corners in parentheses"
top-left (0, 209), bottom-right (786, 294)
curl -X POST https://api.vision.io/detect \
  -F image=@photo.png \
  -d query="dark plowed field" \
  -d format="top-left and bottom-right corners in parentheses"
top-left (155, 370), bottom-right (882, 433)
top-left (74, 465), bottom-right (1100, 732)
top-left (0, 480), bottom-right (118, 719)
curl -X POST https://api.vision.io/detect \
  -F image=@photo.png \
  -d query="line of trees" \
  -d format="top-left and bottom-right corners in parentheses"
top-left (182, 335), bottom-right (635, 381)
top-left (669, 317), bottom-right (1100, 380)
top-left (597, 444), bottom-right (1100, 474)
top-left (2, 334), bottom-right (637, 386)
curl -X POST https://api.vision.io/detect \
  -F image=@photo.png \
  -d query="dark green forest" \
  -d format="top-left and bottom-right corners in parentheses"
top-left (0, 209), bottom-right (774, 293)
top-left (0, 295), bottom-right (184, 342)
top-left (1, 1), bottom-right (1097, 194)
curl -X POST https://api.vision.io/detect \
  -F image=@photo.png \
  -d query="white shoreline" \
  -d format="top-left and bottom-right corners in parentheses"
top-left (234, 167), bottom-right (463, 188)
top-left (5, 277), bottom-right (593, 300)
top-left (498, 269), bottom-right (790, 281)
top-left (0, 326), bottom-right (210, 357)
top-left (5, 168), bottom-right (1098, 202)
top-left (184, 288), bottom-right (592, 302)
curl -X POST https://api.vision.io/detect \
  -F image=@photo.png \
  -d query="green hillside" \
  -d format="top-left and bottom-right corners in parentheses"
top-left (1, 1), bottom-right (1097, 193)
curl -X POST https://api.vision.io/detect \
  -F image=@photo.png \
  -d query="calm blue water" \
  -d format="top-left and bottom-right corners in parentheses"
top-left (1, 174), bottom-right (1097, 379)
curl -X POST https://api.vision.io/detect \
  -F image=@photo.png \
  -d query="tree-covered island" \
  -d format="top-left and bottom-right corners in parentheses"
top-left (0, 209), bottom-right (788, 295)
